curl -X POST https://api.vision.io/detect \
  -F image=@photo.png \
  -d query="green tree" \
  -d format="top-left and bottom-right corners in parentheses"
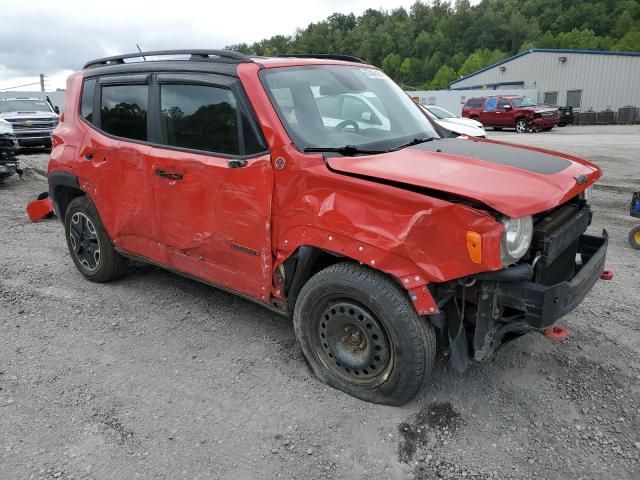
top-left (381, 53), bottom-right (402, 78)
top-left (614, 29), bottom-right (640, 51)
top-left (430, 65), bottom-right (457, 89)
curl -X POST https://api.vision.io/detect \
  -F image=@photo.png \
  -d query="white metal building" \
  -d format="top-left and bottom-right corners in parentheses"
top-left (448, 49), bottom-right (640, 112)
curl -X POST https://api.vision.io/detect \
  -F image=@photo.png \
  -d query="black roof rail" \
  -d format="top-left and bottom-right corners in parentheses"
top-left (83, 49), bottom-right (252, 69)
top-left (277, 54), bottom-right (366, 64)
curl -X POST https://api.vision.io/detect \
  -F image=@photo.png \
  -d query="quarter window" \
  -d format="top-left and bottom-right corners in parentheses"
top-left (160, 84), bottom-right (254, 155)
top-left (80, 78), bottom-right (96, 123)
top-left (100, 85), bottom-right (148, 141)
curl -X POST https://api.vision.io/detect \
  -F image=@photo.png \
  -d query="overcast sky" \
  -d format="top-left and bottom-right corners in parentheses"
top-left (0, 0), bottom-right (444, 91)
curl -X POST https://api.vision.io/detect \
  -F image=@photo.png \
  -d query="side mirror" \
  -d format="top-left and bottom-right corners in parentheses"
top-left (54, 106), bottom-right (60, 114)
top-left (503, 104), bottom-right (512, 111)
top-left (360, 111), bottom-right (372, 122)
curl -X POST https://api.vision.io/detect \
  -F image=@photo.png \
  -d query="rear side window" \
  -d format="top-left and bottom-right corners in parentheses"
top-left (465, 98), bottom-right (483, 108)
top-left (101, 85), bottom-right (148, 141)
top-left (80, 79), bottom-right (96, 122)
top-left (160, 84), bottom-right (263, 155)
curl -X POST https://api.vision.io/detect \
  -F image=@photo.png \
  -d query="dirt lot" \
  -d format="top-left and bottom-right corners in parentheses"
top-left (1, 126), bottom-right (639, 480)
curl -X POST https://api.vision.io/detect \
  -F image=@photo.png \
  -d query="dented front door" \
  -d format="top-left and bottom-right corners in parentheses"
top-left (148, 147), bottom-right (273, 299)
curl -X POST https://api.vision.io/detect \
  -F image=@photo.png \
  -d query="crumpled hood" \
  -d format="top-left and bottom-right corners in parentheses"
top-left (530, 106), bottom-right (558, 114)
top-left (326, 137), bottom-right (601, 218)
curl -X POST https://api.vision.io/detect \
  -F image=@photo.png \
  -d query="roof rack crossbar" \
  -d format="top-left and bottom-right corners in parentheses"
top-left (279, 54), bottom-right (366, 64)
top-left (83, 49), bottom-right (252, 69)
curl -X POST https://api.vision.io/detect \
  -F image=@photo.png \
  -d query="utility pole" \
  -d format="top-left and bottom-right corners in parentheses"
top-left (40, 74), bottom-right (45, 92)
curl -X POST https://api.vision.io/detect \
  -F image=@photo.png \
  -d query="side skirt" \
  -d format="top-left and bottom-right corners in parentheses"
top-left (117, 249), bottom-right (290, 318)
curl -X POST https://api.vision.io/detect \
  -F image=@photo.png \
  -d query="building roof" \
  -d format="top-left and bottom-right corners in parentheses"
top-left (449, 48), bottom-right (640, 87)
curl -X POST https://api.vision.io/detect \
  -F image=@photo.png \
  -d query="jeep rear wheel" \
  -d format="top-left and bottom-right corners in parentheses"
top-left (515, 118), bottom-right (530, 133)
top-left (64, 196), bottom-right (128, 282)
top-left (293, 262), bottom-right (436, 405)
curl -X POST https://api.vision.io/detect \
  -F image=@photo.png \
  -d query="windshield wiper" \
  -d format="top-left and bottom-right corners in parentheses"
top-left (303, 145), bottom-right (386, 156)
top-left (389, 137), bottom-right (436, 152)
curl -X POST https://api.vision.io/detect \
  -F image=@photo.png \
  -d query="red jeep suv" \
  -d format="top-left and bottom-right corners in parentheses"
top-left (48, 50), bottom-right (606, 405)
top-left (462, 95), bottom-right (559, 133)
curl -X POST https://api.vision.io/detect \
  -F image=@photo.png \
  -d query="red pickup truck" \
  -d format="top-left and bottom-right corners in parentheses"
top-left (462, 96), bottom-right (559, 133)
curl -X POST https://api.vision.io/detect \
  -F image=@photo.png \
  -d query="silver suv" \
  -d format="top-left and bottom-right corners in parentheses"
top-left (0, 97), bottom-right (60, 148)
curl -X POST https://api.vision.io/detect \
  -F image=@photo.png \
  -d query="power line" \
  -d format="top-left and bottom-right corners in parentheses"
top-left (0, 81), bottom-right (42, 92)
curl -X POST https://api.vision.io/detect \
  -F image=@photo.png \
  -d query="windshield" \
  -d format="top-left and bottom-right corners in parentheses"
top-left (511, 97), bottom-right (537, 108)
top-left (261, 66), bottom-right (439, 152)
top-left (0, 99), bottom-right (53, 113)
top-left (426, 106), bottom-right (457, 119)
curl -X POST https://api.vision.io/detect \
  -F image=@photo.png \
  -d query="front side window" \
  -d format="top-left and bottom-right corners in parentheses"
top-left (497, 99), bottom-right (511, 109)
top-left (261, 66), bottom-right (438, 152)
top-left (160, 84), bottom-right (263, 155)
top-left (100, 85), bottom-right (148, 141)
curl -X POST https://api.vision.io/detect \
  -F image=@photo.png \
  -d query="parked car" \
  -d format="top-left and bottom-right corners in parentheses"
top-left (48, 50), bottom-right (607, 405)
top-left (462, 95), bottom-right (559, 133)
top-left (0, 97), bottom-right (60, 148)
top-left (558, 106), bottom-right (575, 127)
top-left (420, 104), bottom-right (487, 138)
top-left (0, 118), bottom-right (20, 181)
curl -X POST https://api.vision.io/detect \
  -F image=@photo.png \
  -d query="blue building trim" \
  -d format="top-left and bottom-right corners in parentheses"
top-left (449, 48), bottom-right (640, 87)
top-left (449, 80), bottom-right (525, 90)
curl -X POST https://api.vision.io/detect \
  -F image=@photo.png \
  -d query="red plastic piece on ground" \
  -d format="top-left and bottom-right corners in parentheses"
top-left (600, 270), bottom-right (614, 280)
top-left (27, 194), bottom-right (54, 222)
top-left (543, 325), bottom-right (568, 342)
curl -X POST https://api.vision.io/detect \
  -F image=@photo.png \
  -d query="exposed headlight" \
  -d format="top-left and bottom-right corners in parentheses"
top-left (580, 186), bottom-right (592, 203)
top-left (500, 216), bottom-right (533, 266)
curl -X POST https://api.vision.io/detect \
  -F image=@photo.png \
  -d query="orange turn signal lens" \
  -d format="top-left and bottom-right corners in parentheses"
top-left (466, 231), bottom-right (482, 264)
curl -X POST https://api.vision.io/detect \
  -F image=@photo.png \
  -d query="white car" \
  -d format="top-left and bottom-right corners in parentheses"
top-left (420, 105), bottom-right (487, 138)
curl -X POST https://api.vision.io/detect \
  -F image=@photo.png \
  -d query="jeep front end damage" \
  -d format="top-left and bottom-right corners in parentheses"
top-left (432, 202), bottom-right (608, 371)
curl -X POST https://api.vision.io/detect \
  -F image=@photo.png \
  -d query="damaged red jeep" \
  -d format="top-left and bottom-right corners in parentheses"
top-left (48, 50), bottom-right (607, 405)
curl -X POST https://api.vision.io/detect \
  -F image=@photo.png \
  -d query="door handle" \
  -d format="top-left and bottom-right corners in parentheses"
top-left (155, 169), bottom-right (183, 180)
top-left (228, 159), bottom-right (248, 169)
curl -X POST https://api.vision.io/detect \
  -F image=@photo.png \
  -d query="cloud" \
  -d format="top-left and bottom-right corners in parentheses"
top-left (0, 0), bottom-right (420, 89)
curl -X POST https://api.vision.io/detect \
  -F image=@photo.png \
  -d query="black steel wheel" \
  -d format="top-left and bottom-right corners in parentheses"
top-left (64, 196), bottom-right (128, 282)
top-left (294, 262), bottom-right (436, 405)
top-left (315, 300), bottom-right (393, 387)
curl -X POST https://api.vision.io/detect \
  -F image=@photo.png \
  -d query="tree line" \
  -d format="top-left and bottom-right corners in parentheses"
top-left (227, 0), bottom-right (640, 89)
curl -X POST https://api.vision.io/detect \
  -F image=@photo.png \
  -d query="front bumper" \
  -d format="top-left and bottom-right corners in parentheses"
top-left (532, 117), bottom-right (559, 129)
top-left (469, 231), bottom-right (607, 361)
top-left (494, 232), bottom-right (607, 328)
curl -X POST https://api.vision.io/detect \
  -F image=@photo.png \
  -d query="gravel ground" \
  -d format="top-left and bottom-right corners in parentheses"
top-left (1, 126), bottom-right (639, 480)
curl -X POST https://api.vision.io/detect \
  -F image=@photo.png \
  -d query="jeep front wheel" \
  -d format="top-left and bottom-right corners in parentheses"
top-left (515, 118), bottom-right (530, 133)
top-left (64, 196), bottom-right (128, 282)
top-left (293, 262), bottom-right (436, 405)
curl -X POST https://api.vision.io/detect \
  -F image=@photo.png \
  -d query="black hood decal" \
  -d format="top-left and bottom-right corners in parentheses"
top-left (411, 138), bottom-right (571, 175)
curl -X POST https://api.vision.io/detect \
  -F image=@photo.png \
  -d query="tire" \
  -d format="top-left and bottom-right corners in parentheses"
top-left (629, 226), bottom-right (640, 250)
top-left (293, 262), bottom-right (436, 405)
top-left (515, 118), bottom-right (529, 133)
top-left (542, 126), bottom-right (554, 131)
top-left (64, 196), bottom-right (128, 282)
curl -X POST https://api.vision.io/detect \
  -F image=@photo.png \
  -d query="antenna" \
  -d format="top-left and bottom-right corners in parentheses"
top-left (136, 44), bottom-right (147, 61)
